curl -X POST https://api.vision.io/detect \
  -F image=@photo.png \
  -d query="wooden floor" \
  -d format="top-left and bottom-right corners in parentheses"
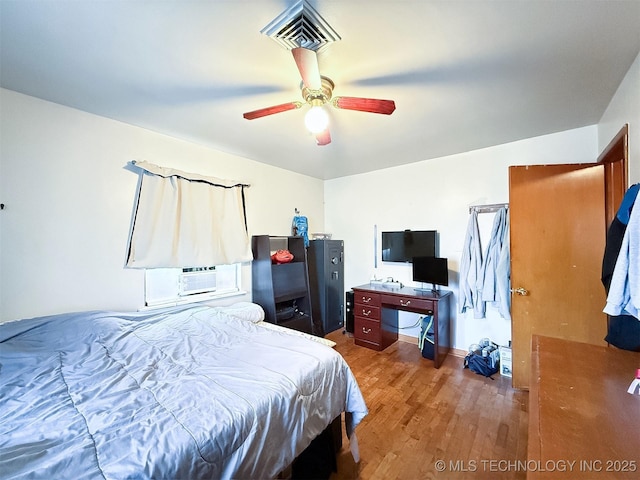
top-left (326, 330), bottom-right (529, 480)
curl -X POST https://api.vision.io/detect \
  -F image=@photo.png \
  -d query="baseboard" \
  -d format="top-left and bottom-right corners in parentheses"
top-left (450, 348), bottom-right (467, 358)
top-left (398, 333), bottom-right (418, 345)
top-left (397, 334), bottom-right (467, 359)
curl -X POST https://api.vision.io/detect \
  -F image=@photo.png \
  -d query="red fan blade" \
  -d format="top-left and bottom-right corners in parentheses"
top-left (243, 102), bottom-right (302, 120)
top-left (292, 47), bottom-right (322, 90)
top-left (333, 96), bottom-right (396, 115)
top-left (315, 129), bottom-right (331, 146)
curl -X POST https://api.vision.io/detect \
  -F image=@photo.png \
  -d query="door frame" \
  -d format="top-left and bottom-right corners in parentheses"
top-left (598, 124), bottom-right (629, 228)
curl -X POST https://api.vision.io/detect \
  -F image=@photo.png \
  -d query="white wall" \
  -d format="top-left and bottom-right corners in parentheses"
top-left (0, 89), bottom-right (324, 322)
top-left (324, 126), bottom-right (598, 351)
top-left (598, 50), bottom-right (640, 182)
top-left (3, 43), bottom-right (637, 335)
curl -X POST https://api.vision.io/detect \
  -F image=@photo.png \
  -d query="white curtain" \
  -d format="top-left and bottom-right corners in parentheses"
top-left (126, 161), bottom-right (252, 268)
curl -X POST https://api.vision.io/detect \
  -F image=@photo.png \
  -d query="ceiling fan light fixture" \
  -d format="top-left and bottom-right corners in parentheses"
top-left (244, 5), bottom-right (395, 145)
top-left (304, 105), bottom-right (329, 133)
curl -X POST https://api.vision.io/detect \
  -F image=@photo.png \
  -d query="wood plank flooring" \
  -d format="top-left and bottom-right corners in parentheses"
top-left (326, 330), bottom-right (529, 480)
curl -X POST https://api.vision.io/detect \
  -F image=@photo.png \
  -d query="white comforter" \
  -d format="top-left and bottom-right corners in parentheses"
top-left (0, 303), bottom-right (367, 479)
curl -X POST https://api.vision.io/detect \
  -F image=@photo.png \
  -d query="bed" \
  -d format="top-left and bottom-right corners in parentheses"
top-left (0, 302), bottom-right (368, 479)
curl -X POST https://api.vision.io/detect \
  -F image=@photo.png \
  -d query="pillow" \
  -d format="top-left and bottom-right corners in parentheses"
top-left (214, 302), bottom-right (336, 347)
top-left (217, 302), bottom-right (265, 323)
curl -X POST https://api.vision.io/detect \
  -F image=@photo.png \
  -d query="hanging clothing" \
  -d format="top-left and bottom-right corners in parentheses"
top-left (292, 215), bottom-right (309, 247)
top-left (495, 215), bottom-right (511, 321)
top-left (602, 184), bottom-right (640, 351)
top-left (459, 210), bottom-right (484, 318)
top-left (603, 187), bottom-right (640, 318)
top-left (480, 207), bottom-right (508, 304)
top-left (460, 206), bottom-right (511, 320)
top-left (602, 183), bottom-right (640, 290)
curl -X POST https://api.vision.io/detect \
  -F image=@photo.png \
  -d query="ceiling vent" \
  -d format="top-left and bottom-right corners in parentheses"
top-left (260, 0), bottom-right (341, 52)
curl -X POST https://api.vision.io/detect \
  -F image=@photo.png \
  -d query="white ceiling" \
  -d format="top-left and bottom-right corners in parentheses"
top-left (1, 1), bottom-right (639, 180)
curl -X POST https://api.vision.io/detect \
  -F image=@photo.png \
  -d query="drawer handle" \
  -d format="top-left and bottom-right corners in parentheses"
top-left (400, 299), bottom-right (411, 307)
top-left (362, 327), bottom-right (372, 334)
top-left (362, 309), bottom-right (372, 316)
top-left (362, 296), bottom-right (372, 303)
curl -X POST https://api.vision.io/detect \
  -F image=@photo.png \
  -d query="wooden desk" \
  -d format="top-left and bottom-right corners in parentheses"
top-left (351, 284), bottom-right (451, 368)
top-left (528, 335), bottom-right (640, 479)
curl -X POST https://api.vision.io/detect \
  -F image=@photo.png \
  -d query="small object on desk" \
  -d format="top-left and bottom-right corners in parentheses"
top-left (627, 368), bottom-right (640, 395)
top-left (382, 279), bottom-right (403, 289)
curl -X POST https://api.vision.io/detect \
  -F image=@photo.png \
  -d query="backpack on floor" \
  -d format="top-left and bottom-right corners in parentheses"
top-left (464, 352), bottom-right (499, 377)
top-left (464, 338), bottom-right (500, 377)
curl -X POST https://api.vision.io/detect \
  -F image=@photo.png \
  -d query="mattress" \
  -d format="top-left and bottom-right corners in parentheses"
top-left (0, 303), bottom-right (367, 479)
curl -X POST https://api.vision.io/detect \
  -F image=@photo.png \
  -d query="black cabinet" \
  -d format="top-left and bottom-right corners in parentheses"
top-left (307, 240), bottom-right (344, 335)
top-left (251, 235), bottom-right (313, 334)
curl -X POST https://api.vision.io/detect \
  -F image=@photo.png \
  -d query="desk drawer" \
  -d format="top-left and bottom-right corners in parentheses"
top-left (354, 305), bottom-right (380, 321)
top-left (354, 317), bottom-right (381, 347)
top-left (381, 294), bottom-right (433, 311)
top-left (354, 291), bottom-right (381, 308)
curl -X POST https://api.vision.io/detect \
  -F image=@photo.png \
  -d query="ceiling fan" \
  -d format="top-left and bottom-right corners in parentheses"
top-left (242, 47), bottom-right (396, 146)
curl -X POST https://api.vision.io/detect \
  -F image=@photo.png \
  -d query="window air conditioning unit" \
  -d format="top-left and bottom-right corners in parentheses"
top-left (179, 270), bottom-right (217, 296)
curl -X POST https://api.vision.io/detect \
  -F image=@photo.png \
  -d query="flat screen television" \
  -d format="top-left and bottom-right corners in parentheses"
top-left (381, 230), bottom-right (437, 263)
top-left (412, 256), bottom-right (449, 292)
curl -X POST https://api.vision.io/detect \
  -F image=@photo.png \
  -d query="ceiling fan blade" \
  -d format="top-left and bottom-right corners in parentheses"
top-left (332, 96), bottom-right (396, 115)
top-left (315, 129), bottom-right (331, 146)
top-left (243, 102), bottom-right (302, 120)
top-left (292, 47), bottom-right (322, 90)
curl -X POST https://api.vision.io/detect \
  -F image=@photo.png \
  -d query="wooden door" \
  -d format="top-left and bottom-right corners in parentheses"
top-left (509, 164), bottom-right (608, 389)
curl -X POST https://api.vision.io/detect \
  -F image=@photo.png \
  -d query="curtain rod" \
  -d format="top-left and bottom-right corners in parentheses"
top-left (468, 202), bottom-right (509, 214)
top-left (130, 160), bottom-right (250, 188)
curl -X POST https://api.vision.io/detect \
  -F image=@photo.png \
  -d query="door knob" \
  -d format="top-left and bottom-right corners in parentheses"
top-left (511, 287), bottom-right (529, 296)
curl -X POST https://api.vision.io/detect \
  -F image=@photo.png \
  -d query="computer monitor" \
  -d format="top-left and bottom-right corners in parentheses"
top-left (412, 256), bottom-right (448, 292)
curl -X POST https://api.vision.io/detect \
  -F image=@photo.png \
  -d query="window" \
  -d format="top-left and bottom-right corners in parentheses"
top-left (144, 263), bottom-right (243, 308)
